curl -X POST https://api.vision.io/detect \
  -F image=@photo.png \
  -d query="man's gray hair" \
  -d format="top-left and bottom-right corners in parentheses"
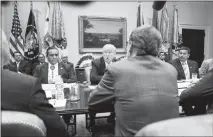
top-left (129, 25), bottom-right (162, 56)
top-left (102, 44), bottom-right (116, 52)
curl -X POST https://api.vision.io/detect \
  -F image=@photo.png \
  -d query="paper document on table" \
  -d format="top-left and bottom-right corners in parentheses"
top-left (42, 84), bottom-right (56, 90)
top-left (177, 82), bottom-right (191, 89)
top-left (45, 90), bottom-right (52, 98)
top-left (49, 99), bottom-right (67, 107)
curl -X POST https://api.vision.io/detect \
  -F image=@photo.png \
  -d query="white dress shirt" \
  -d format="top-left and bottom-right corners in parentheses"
top-left (48, 62), bottom-right (59, 83)
top-left (16, 61), bottom-right (21, 73)
top-left (181, 60), bottom-right (190, 79)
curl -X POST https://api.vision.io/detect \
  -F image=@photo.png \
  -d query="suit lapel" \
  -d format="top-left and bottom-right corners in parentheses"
top-left (100, 57), bottom-right (106, 71)
top-left (13, 62), bottom-right (18, 72)
top-left (58, 63), bottom-right (65, 76)
top-left (42, 63), bottom-right (48, 83)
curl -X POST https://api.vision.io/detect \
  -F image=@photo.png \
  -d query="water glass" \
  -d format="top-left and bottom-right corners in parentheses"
top-left (55, 83), bottom-right (64, 100)
top-left (192, 73), bottom-right (198, 80)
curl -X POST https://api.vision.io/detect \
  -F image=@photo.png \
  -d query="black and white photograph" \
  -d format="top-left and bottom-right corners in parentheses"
top-left (1, 1), bottom-right (213, 137)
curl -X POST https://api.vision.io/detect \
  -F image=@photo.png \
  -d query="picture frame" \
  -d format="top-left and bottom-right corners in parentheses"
top-left (78, 16), bottom-right (127, 54)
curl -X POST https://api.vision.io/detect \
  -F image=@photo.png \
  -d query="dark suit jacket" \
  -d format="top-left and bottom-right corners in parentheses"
top-left (32, 62), bottom-right (46, 75)
top-left (1, 70), bottom-right (66, 137)
top-left (33, 62), bottom-right (76, 84)
top-left (88, 56), bottom-right (179, 136)
top-left (3, 60), bottom-right (31, 75)
top-left (169, 58), bottom-right (199, 80)
top-left (90, 57), bottom-right (117, 85)
top-left (180, 68), bottom-right (213, 114)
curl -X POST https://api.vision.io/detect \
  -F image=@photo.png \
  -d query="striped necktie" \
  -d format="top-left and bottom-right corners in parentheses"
top-left (182, 62), bottom-right (189, 79)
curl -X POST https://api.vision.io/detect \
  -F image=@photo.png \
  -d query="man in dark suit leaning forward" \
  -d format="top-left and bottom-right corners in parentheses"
top-left (1, 30), bottom-right (66, 137)
top-left (169, 46), bottom-right (199, 80)
top-left (88, 25), bottom-right (179, 136)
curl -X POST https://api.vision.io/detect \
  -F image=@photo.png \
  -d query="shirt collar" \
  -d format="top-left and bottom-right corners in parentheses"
top-left (48, 62), bottom-right (58, 68)
top-left (180, 60), bottom-right (188, 65)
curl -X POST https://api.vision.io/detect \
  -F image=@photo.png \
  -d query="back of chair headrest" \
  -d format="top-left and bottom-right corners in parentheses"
top-left (2, 111), bottom-right (47, 137)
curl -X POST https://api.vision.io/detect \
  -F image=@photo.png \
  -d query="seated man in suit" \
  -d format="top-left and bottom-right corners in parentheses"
top-left (1, 30), bottom-right (66, 137)
top-left (61, 53), bottom-right (75, 70)
top-left (169, 46), bottom-right (199, 80)
top-left (158, 52), bottom-right (166, 62)
top-left (88, 25), bottom-right (179, 136)
top-left (3, 51), bottom-right (31, 75)
top-left (180, 68), bottom-right (213, 115)
top-left (89, 44), bottom-right (117, 128)
top-left (33, 46), bottom-right (76, 84)
top-left (32, 53), bottom-right (46, 75)
top-left (90, 44), bottom-right (117, 85)
top-left (199, 58), bottom-right (213, 77)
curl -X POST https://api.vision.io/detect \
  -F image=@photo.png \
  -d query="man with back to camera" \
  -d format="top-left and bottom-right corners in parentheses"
top-left (180, 68), bottom-right (213, 115)
top-left (1, 30), bottom-right (67, 137)
top-left (169, 46), bottom-right (199, 80)
top-left (88, 25), bottom-right (179, 136)
top-left (33, 46), bottom-right (76, 84)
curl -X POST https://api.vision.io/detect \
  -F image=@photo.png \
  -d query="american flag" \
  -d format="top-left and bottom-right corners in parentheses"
top-left (136, 2), bottom-right (144, 27)
top-left (9, 1), bottom-right (25, 62)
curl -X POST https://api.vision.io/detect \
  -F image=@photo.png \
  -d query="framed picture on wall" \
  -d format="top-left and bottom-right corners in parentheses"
top-left (78, 16), bottom-right (127, 54)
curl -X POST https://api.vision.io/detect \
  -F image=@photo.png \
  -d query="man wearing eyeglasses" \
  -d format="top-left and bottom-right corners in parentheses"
top-left (33, 46), bottom-right (76, 84)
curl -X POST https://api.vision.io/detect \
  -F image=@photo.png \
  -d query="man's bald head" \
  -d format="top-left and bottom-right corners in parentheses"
top-left (102, 44), bottom-right (116, 64)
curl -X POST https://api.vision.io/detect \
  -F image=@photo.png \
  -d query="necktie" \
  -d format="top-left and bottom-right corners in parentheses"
top-left (50, 65), bottom-right (55, 79)
top-left (182, 62), bottom-right (189, 79)
top-left (16, 62), bottom-right (19, 72)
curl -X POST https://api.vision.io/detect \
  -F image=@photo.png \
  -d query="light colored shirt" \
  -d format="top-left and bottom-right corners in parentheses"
top-left (48, 62), bottom-right (59, 83)
top-left (181, 60), bottom-right (190, 79)
top-left (16, 61), bottom-right (20, 69)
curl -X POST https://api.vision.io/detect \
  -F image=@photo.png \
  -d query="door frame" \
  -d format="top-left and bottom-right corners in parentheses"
top-left (179, 24), bottom-right (209, 60)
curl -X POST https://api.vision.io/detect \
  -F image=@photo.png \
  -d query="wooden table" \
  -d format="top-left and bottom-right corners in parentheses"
top-left (42, 83), bottom-right (94, 136)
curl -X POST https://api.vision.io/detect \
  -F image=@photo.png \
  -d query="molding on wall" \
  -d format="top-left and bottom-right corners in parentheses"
top-left (179, 24), bottom-right (210, 60)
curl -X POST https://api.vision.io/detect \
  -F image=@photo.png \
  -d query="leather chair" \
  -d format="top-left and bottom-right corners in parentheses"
top-left (2, 111), bottom-right (46, 137)
top-left (135, 114), bottom-right (213, 136)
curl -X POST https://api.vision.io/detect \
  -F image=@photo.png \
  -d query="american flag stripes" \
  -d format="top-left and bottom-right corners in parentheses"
top-left (9, 1), bottom-right (25, 62)
top-left (136, 2), bottom-right (144, 27)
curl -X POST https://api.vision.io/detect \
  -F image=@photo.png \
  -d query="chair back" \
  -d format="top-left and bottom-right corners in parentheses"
top-left (135, 114), bottom-right (213, 136)
top-left (2, 111), bottom-right (46, 137)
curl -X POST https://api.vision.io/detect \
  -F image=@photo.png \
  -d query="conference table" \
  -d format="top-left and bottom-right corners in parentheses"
top-left (42, 79), bottom-right (199, 135)
top-left (42, 83), bottom-right (95, 136)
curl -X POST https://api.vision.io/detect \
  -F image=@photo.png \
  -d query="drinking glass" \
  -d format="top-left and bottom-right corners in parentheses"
top-left (192, 73), bottom-right (198, 80)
